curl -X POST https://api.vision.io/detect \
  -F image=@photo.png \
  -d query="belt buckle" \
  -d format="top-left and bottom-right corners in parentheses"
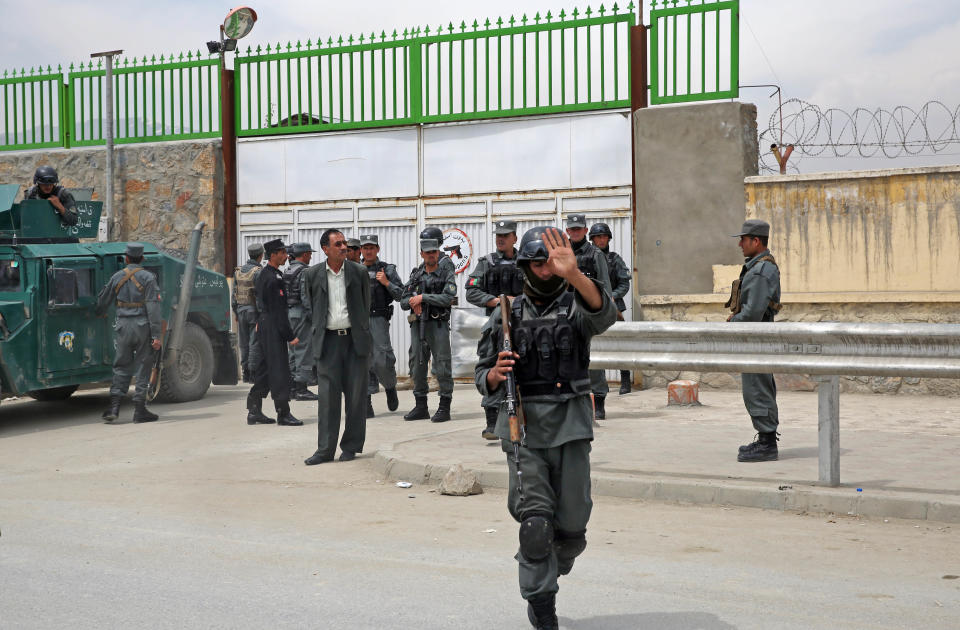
top-left (337, 328), bottom-right (348, 336)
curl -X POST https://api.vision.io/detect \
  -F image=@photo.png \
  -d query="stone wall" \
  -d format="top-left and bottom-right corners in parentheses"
top-left (0, 139), bottom-right (225, 272)
top-left (638, 296), bottom-right (960, 397)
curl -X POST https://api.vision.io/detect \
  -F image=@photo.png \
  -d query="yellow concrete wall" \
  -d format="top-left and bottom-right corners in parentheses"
top-left (744, 166), bottom-right (960, 294)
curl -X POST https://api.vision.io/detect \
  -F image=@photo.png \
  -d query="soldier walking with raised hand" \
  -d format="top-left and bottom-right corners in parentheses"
top-left (564, 213), bottom-right (612, 419)
top-left (727, 219), bottom-right (783, 462)
top-left (246, 239), bottom-right (303, 427)
top-left (466, 219), bottom-right (524, 440)
top-left (95, 243), bottom-right (162, 424)
top-left (360, 234), bottom-right (403, 417)
top-left (401, 237), bottom-right (457, 423)
top-left (284, 242), bottom-right (319, 402)
top-left (232, 242), bottom-right (263, 383)
top-left (475, 227), bottom-right (617, 630)
top-left (588, 222), bottom-right (633, 395)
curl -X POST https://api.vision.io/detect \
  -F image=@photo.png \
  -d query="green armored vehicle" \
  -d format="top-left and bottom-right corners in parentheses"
top-left (0, 184), bottom-right (237, 404)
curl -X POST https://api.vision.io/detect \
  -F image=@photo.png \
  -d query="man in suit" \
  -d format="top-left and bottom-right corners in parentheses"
top-left (302, 228), bottom-right (373, 465)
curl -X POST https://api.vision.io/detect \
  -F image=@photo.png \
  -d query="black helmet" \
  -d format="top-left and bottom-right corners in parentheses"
top-left (34, 165), bottom-right (59, 185)
top-left (516, 226), bottom-right (553, 263)
top-left (588, 222), bottom-right (612, 238)
top-left (419, 226), bottom-right (443, 243)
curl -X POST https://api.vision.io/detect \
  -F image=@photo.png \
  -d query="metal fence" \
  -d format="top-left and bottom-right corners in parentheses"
top-left (0, 68), bottom-right (66, 150)
top-left (234, 5), bottom-right (636, 136)
top-left (649, 0), bottom-right (738, 105)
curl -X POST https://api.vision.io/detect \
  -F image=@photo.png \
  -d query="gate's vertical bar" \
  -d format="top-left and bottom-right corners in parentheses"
top-left (409, 41), bottom-right (422, 121)
top-left (424, 39), bottom-right (431, 117)
top-left (817, 375), bottom-right (840, 487)
top-left (573, 25), bottom-right (578, 104)
top-left (730, 3), bottom-right (739, 95)
top-left (29, 78), bottom-right (35, 144)
top-left (381, 44), bottom-right (386, 120)
top-left (360, 47), bottom-right (365, 121)
top-left (348, 49), bottom-right (354, 122)
top-left (686, 10), bottom-right (690, 96)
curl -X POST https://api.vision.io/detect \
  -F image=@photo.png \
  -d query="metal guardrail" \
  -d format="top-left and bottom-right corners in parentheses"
top-left (452, 314), bottom-right (960, 487)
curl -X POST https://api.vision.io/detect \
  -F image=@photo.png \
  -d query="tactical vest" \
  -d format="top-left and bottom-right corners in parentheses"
top-left (367, 260), bottom-right (394, 319)
top-left (235, 266), bottom-right (258, 306)
top-left (483, 253), bottom-right (524, 298)
top-left (415, 267), bottom-right (451, 321)
top-left (283, 262), bottom-right (306, 306)
top-left (573, 242), bottom-right (598, 281)
top-left (725, 255), bottom-right (783, 317)
top-left (508, 292), bottom-right (590, 399)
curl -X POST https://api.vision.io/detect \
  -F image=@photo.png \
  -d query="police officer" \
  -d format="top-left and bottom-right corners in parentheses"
top-left (401, 237), bottom-right (457, 423)
top-left (232, 242), bottom-right (263, 383)
top-left (345, 238), bottom-right (362, 263)
top-left (466, 219), bottom-right (524, 440)
top-left (728, 219), bottom-right (782, 462)
top-left (246, 239), bottom-right (303, 427)
top-left (420, 226), bottom-right (456, 275)
top-left (565, 213), bottom-right (611, 419)
top-left (95, 243), bottom-right (162, 424)
top-left (475, 227), bottom-right (617, 630)
top-left (588, 222), bottom-right (633, 395)
top-left (285, 242), bottom-right (319, 402)
top-left (360, 234), bottom-right (403, 417)
top-left (23, 165), bottom-right (79, 226)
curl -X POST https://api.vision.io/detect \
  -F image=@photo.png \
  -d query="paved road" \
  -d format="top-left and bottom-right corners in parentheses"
top-left (1, 386), bottom-right (958, 629)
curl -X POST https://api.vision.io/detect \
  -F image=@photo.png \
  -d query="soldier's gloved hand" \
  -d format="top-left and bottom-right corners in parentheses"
top-left (486, 350), bottom-right (519, 391)
top-left (151, 338), bottom-right (161, 351)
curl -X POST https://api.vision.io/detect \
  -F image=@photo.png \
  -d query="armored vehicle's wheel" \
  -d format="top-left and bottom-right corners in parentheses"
top-left (28, 385), bottom-right (80, 401)
top-left (155, 322), bottom-right (214, 403)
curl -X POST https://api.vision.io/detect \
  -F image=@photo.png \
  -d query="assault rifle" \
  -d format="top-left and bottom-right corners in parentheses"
top-left (418, 275), bottom-right (429, 366)
top-left (499, 293), bottom-right (525, 501)
top-left (147, 319), bottom-right (168, 401)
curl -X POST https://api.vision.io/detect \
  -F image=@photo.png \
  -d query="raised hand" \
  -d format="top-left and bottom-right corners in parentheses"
top-left (543, 227), bottom-right (578, 280)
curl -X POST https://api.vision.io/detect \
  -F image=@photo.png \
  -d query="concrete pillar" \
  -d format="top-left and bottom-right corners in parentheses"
top-left (633, 102), bottom-right (759, 297)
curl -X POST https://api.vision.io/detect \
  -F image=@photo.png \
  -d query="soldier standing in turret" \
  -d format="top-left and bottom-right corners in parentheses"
top-left (466, 219), bottom-right (524, 440)
top-left (95, 243), bottom-right (162, 424)
top-left (728, 220), bottom-right (782, 462)
top-left (475, 226), bottom-right (617, 630)
top-left (360, 234), bottom-right (403, 417)
top-left (589, 222), bottom-right (633, 394)
top-left (285, 242), bottom-right (319, 402)
top-left (232, 242), bottom-right (263, 383)
top-left (564, 213), bottom-right (612, 419)
top-left (401, 237), bottom-right (457, 423)
top-left (23, 165), bottom-right (78, 226)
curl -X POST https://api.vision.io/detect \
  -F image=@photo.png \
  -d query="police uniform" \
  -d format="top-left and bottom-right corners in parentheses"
top-left (284, 242), bottom-right (318, 401)
top-left (589, 222), bottom-right (633, 395)
top-left (474, 226), bottom-right (617, 628)
top-left (24, 165), bottom-right (79, 227)
top-left (95, 243), bottom-right (162, 423)
top-left (246, 239), bottom-right (303, 427)
top-left (360, 234), bottom-right (403, 415)
top-left (401, 238), bottom-right (457, 423)
top-left (466, 219), bottom-right (525, 439)
top-left (728, 219), bottom-right (782, 462)
top-left (232, 242), bottom-right (263, 383)
top-left (566, 214), bottom-right (612, 419)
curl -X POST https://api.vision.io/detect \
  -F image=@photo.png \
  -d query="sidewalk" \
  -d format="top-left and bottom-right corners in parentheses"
top-left (373, 384), bottom-right (960, 523)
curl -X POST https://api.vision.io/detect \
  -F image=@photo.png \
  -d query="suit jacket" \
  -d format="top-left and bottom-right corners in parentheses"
top-left (302, 259), bottom-right (372, 359)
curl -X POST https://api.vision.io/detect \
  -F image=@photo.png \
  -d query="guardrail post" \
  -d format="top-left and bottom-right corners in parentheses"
top-left (816, 375), bottom-right (840, 487)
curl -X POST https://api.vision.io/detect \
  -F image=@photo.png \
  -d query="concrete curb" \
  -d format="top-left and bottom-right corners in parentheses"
top-left (373, 445), bottom-right (960, 524)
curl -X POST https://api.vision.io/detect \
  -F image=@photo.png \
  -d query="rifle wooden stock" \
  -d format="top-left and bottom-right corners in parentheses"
top-left (149, 320), bottom-right (168, 387)
top-left (499, 294), bottom-right (523, 444)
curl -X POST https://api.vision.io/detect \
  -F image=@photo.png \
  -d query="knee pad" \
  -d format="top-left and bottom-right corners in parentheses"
top-left (519, 515), bottom-right (554, 561)
top-left (554, 530), bottom-right (587, 562)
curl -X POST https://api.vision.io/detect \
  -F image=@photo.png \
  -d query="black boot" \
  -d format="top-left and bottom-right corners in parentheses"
top-left (293, 382), bottom-right (319, 401)
top-left (738, 432), bottom-right (779, 462)
top-left (618, 370), bottom-right (632, 395)
top-left (132, 401), bottom-right (159, 423)
top-left (404, 395), bottom-right (430, 421)
top-left (102, 396), bottom-right (121, 423)
top-left (526, 593), bottom-right (559, 630)
top-left (431, 396), bottom-right (452, 423)
top-left (246, 396), bottom-right (276, 425)
top-left (385, 387), bottom-right (399, 412)
top-left (594, 395), bottom-right (606, 420)
top-left (366, 395), bottom-right (376, 419)
top-left (482, 406), bottom-right (498, 440)
top-left (277, 406), bottom-right (303, 426)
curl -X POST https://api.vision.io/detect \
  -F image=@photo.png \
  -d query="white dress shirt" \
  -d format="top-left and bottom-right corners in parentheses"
top-left (326, 263), bottom-right (351, 330)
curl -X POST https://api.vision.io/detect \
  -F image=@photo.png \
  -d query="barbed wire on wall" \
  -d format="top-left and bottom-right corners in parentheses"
top-left (758, 99), bottom-right (960, 173)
